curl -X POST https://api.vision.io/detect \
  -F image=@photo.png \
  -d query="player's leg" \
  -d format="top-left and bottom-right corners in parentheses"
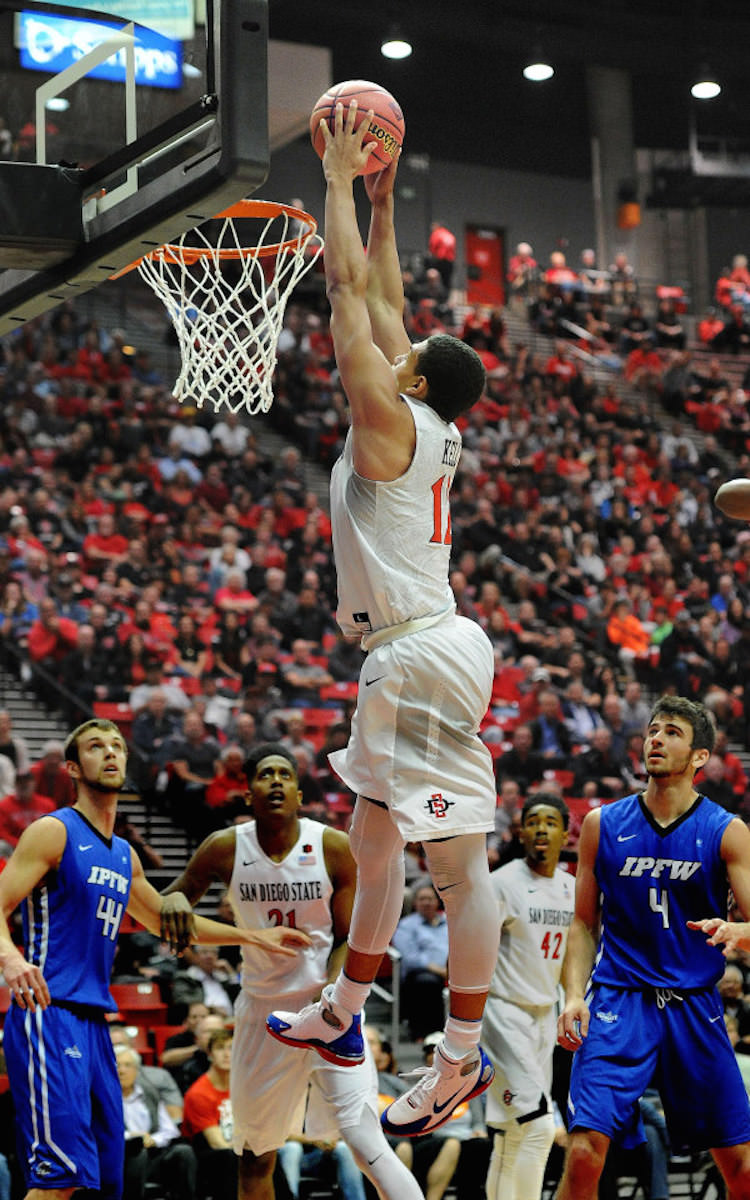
top-left (340, 1106), bottom-right (425, 1200)
top-left (555, 1128), bottom-right (610, 1200)
top-left (380, 833), bottom-right (498, 1137)
top-left (268, 797), bottom-right (405, 1061)
top-left (659, 991), bottom-right (750, 1200)
top-left (232, 992), bottom-right (314, 1198)
top-left (710, 1143), bottom-right (750, 1200)
top-left (423, 832), bottom-right (499, 1041)
top-left (484, 999), bottom-right (557, 1200)
top-left (238, 1148), bottom-right (277, 1200)
top-left (308, 1056), bottom-right (425, 1200)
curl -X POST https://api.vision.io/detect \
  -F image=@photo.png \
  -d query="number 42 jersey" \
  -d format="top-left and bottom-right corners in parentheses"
top-left (21, 806), bottom-right (132, 1010)
top-left (489, 858), bottom-right (575, 1009)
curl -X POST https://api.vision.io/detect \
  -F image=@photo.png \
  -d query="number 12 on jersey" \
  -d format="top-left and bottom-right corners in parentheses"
top-left (430, 475), bottom-right (452, 545)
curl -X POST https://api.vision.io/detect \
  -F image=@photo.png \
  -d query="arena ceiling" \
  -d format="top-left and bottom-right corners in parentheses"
top-left (269, 0), bottom-right (750, 186)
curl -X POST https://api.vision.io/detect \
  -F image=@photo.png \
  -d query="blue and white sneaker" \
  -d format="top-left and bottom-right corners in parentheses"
top-left (266, 984), bottom-right (365, 1066)
top-left (381, 1041), bottom-right (494, 1137)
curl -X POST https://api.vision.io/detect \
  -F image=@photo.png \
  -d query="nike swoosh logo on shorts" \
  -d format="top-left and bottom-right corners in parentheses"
top-left (709, 1015), bottom-right (722, 1023)
top-left (617, 834), bottom-right (637, 842)
top-left (365, 676), bottom-right (385, 687)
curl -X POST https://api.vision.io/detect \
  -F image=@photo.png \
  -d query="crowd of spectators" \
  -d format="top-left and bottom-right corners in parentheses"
top-left (0, 253), bottom-right (750, 1197)
top-left (0, 243), bottom-right (749, 856)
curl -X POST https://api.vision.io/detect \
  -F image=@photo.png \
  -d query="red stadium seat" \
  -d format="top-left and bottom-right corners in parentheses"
top-left (151, 1024), bottom-right (187, 1065)
top-left (319, 681), bottom-right (358, 703)
top-left (110, 982), bottom-right (168, 1024)
top-left (93, 702), bottom-right (134, 739)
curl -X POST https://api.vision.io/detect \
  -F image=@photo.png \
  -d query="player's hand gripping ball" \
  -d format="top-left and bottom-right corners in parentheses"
top-left (310, 79), bottom-right (405, 175)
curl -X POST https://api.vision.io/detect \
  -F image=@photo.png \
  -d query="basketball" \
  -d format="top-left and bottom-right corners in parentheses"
top-left (714, 478), bottom-right (750, 521)
top-left (309, 80), bottom-right (405, 175)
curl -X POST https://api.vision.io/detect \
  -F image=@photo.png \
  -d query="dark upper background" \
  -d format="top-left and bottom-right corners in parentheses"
top-left (269, 0), bottom-right (750, 181)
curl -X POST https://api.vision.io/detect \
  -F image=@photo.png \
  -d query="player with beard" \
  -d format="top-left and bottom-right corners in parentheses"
top-left (0, 719), bottom-right (306, 1200)
top-left (555, 697), bottom-right (750, 1200)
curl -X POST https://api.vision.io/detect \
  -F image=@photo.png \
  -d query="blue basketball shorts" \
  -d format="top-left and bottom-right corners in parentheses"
top-left (568, 982), bottom-right (750, 1151)
top-left (4, 1003), bottom-right (124, 1197)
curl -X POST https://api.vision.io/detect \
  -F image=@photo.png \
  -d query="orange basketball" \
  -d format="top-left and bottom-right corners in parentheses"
top-left (309, 79), bottom-right (405, 176)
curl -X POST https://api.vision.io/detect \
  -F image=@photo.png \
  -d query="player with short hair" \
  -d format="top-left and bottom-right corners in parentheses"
top-left (556, 696), bottom-right (750, 1199)
top-left (161, 743), bottom-right (423, 1200)
top-left (483, 794), bottom-right (574, 1200)
top-left (1, 719), bottom-right (303, 1200)
top-left (266, 100), bottom-right (498, 1137)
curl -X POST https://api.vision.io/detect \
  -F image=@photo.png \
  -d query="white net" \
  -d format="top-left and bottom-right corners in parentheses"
top-left (137, 201), bottom-right (324, 415)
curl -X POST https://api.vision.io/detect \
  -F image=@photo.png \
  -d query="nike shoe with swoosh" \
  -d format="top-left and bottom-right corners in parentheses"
top-left (265, 985), bottom-right (365, 1066)
top-left (380, 1041), bottom-right (494, 1137)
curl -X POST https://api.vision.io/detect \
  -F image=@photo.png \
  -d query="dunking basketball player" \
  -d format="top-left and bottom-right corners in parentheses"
top-left (0, 719), bottom-right (302, 1200)
top-left (556, 697), bottom-right (750, 1200)
top-left (162, 744), bottom-right (424, 1200)
top-left (267, 100), bottom-right (498, 1136)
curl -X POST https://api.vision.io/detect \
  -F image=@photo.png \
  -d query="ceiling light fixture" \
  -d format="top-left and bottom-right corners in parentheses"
top-left (381, 27), bottom-right (412, 60)
top-left (691, 67), bottom-right (721, 100)
top-left (523, 46), bottom-right (554, 82)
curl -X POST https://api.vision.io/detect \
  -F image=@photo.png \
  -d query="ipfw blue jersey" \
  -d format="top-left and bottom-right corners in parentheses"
top-left (22, 807), bottom-right (132, 1009)
top-left (593, 792), bottom-right (733, 991)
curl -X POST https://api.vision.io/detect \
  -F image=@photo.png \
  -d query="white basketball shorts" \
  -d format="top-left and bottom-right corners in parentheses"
top-left (328, 613), bottom-right (496, 843)
top-left (483, 994), bottom-right (557, 1125)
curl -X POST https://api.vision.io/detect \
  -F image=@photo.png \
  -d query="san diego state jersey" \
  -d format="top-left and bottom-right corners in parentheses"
top-left (227, 818), bottom-right (334, 1002)
top-left (22, 807), bottom-right (132, 1009)
top-left (593, 792), bottom-right (733, 990)
top-left (489, 858), bottom-right (575, 1008)
top-left (330, 395), bottom-right (459, 637)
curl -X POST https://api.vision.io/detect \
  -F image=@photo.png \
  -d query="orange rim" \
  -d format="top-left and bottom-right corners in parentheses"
top-left (110, 199), bottom-right (319, 278)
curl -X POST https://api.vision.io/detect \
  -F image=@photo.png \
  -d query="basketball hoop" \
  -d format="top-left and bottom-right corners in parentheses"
top-left (126, 199), bottom-right (323, 415)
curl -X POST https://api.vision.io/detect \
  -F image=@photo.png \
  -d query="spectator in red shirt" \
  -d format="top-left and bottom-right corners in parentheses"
top-left (182, 1028), bottom-right (237, 1200)
top-left (28, 596), bottom-right (79, 666)
top-left (29, 739), bottom-right (76, 808)
top-left (0, 772), bottom-right (56, 852)
top-left (426, 220), bottom-right (457, 291)
top-left (213, 569), bottom-right (258, 617)
top-left (205, 745), bottom-right (248, 821)
top-left (83, 512), bottom-right (130, 571)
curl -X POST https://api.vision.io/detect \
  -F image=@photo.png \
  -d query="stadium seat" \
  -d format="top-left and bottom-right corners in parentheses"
top-left (151, 1023), bottom-right (187, 1065)
top-left (110, 982), bottom-right (168, 1024)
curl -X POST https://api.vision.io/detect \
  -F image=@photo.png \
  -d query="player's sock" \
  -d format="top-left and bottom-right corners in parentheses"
top-left (330, 972), bottom-right (370, 1018)
top-left (443, 1014), bottom-right (481, 1060)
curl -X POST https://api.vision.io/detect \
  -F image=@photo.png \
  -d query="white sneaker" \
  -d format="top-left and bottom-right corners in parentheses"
top-left (381, 1042), bottom-right (494, 1137)
top-left (266, 984), bottom-right (365, 1066)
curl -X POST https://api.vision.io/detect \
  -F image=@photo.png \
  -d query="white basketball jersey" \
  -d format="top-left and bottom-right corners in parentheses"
top-left (489, 859), bottom-right (575, 1008)
top-left (227, 818), bottom-right (334, 1001)
top-left (330, 396), bottom-right (459, 636)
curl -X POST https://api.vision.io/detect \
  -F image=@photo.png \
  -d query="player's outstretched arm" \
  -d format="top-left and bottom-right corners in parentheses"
top-left (128, 850), bottom-right (311, 957)
top-left (363, 154), bottom-right (411, 363)
top-left (557, 809), bottom-right (601, 1051)
top-left (687, 817), bottom-right (750, 954)
top-left (0, 816), bottom-right (65, 1010)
